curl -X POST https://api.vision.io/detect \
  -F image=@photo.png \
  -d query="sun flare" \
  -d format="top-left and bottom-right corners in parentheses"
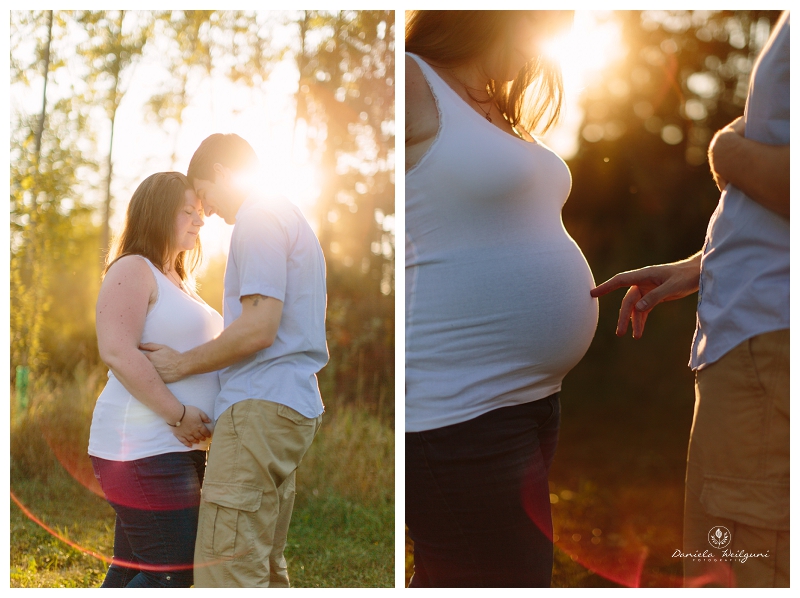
top-left (543, 12), bottom-right (626, 159)
top-left (544, 12), bottom-right (625, 97)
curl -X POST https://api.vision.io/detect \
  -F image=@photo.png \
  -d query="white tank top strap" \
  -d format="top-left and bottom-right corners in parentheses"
top-left (134, 254), bottom-right (163, 308)
top-left (406, 52), bottom-right (470, 127)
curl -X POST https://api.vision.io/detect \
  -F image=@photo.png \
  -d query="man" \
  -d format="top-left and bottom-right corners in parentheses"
top-left (142, 133), bottom-right (328, 587)
top-left (591, 12), bottom-right (789, 588)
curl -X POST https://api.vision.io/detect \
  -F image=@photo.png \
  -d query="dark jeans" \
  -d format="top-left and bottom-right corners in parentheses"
top-left (406, 394), bottom-right (560, 587)
top-left (91, 450), bottom-right (206, 588)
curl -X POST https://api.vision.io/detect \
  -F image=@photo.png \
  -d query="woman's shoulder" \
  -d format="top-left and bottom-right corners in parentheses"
top-left (406, 54), bottom-right (433, 106)
top-left (406, 54), bottom-right (439, 159)
top-left (103, 254), bottom-right (159, 292)
top-left (406, 53), bottom-right (423, 74)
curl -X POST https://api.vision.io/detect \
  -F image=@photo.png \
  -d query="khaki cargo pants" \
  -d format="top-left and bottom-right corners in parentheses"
top-left (684, 329), bottom-right (789, 587)
top-left (194, 399), bottom-right (322, 587)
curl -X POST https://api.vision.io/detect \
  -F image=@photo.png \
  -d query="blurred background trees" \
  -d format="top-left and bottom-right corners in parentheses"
top-left (549, 10), bottom-right (784, 587)
top-left (564, 10), bottom-right (780, 273)
top-left (10, 10), bottom-right (395, 418)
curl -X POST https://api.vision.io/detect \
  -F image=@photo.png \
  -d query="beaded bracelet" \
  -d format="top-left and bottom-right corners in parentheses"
top-left (167, 404), bottom-right (187, 427)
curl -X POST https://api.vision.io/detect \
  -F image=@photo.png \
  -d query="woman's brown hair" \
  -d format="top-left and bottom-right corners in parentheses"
top-left (406, 10), bottom-right (566, 136)
top-left (104, 172), bottom-right (202, 287)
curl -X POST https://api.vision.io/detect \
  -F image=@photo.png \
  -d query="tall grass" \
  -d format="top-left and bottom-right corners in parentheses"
top-left (10, 363), bottom-right (394, 588)
top-left (10, 362), bottom-right (105, 489)
top-left (299, 404), bottom-right (394, 505)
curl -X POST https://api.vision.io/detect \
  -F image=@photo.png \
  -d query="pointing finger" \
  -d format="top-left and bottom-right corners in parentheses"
top-left (591, 273), bottom-right (635, 298)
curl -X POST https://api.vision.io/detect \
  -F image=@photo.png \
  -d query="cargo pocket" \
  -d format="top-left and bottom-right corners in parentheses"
top-left (201, 482), bottom-right (264, 559)
top-left (700, 474), bottom-right (789, 531)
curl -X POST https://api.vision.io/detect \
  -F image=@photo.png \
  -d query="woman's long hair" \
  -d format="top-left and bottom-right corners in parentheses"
top-left (104, 172), bottom-right (202, 288)
top-left (406, 10), bottom-right (565, 136)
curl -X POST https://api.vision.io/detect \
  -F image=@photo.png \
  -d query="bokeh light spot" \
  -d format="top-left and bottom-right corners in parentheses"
top-left (661, 124), bottom-right (684, 145)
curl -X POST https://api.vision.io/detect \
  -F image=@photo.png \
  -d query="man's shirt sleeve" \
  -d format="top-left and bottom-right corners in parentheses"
top-left (231, 208), bottom-right (288, 302)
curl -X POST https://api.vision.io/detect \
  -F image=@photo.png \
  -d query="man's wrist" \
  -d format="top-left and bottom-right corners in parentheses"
top-left (175, 351), bottom-right (193, 379)
top-left (679, 253), bottom-right (702, 291)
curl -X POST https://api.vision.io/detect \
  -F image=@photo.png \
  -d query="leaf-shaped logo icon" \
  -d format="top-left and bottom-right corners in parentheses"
top-left (708, 526), bottom-right (732, 549)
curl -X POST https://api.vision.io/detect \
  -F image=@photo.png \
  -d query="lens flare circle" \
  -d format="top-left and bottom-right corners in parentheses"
top-left (11, 490), bottom-right (239, 574)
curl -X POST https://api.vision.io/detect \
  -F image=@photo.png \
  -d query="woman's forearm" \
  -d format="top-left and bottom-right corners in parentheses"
top-left (102, 348), bottom-right (185, 424)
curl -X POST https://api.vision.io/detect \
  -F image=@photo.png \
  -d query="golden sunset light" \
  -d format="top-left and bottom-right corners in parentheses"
top-left (544, 11), bottom-right (627, 159)
top-left (11, 10), bottom-right (394, 588)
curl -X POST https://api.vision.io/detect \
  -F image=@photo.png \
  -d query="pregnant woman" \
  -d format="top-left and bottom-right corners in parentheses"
top-left (88, 172), bottom-right (223, 587)
top-left (405, 11), bottom-right (597, 587)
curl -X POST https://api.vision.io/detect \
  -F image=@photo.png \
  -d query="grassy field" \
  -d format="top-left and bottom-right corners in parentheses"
top-left (10, 367), bottom-right (394, 588)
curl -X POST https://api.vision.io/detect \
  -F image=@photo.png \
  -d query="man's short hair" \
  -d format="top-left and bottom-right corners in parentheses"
top-left (187, 133), bottom-right (260, 183)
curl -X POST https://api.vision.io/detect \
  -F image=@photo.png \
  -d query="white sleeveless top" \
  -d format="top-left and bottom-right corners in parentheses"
top-left (405, 53), bottom-right (598, 432)
top-left (88, 256), bottom-right (224, 460)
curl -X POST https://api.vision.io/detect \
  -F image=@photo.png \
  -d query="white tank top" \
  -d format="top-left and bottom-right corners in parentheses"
top-left (88, 256), bottom-right (224, 460)
top-left (405, 53), bottom-right (598, 432)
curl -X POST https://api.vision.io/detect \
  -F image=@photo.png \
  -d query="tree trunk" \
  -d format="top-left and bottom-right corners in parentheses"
top-left (33, 10), bottom-right (53, 169)
top-left (100, 11), bottom-right (124, 264)
top-left (22, 10), bottom-right (54, 372)
top-left (101, 107), bottom-right (117, 262)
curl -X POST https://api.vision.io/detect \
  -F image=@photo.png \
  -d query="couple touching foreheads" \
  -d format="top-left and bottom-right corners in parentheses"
top-left (87, 134), bottom-right (328, 587)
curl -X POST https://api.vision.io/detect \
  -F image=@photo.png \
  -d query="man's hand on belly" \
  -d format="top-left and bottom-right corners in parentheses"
top-left (140, 342), bottom-right (187, 383)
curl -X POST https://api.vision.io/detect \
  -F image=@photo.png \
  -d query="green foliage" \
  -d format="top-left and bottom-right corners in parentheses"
top-left (73, 10), bottom-right (154, 119)
top-left (10, 11), bottom-right (98, 379)
top-left (298, 10), bottom-right (395, 294)
top-left (10, 363), bottom-right (105, 484)
top-left (73, 10), bottom-right (157, 254)
top-left (10, 463), bottom-right (112, 589)
top-left (143, 10), bottom-right (217, 167)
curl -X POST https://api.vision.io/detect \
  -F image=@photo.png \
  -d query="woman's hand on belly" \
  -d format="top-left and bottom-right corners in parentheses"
top-left (170, 405), bottom-right (213, 448)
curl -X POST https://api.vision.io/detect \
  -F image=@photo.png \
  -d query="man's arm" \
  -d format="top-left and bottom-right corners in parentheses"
top-left (141, 294), bottom-right (283, 382)
top-left (590, 252), bottom-right (702, 339)
top-left (709, 117), bottom-right (789, 218)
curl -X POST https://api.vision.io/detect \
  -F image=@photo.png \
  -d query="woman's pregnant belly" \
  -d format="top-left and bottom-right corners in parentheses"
top-left (406, 234), bottom-right (598, 407)
top-left (89, 370), bottom-right (220, 459)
